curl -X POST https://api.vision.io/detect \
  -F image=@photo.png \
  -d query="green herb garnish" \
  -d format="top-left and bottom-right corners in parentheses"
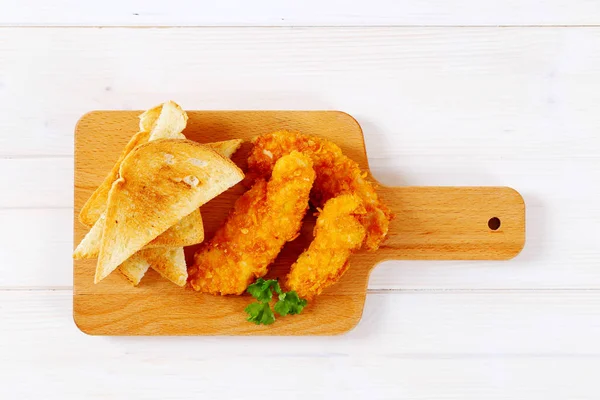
top-left (244, 302), bottom-right (276, 325)
top-left (244, 278), bottom-right (308, 325)
top-left (274, 291), bottom-right (307, 316)
top-left (246, 278), bottom-right (282, 302)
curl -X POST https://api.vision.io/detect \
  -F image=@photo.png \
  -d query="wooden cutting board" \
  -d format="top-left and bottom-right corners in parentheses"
top-left (74, 110), bottom-right (525, 335)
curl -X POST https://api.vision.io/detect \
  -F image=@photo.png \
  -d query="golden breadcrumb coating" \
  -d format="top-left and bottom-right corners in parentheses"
top-left (189, 151), bottom-right (315, 295)
top-left (247, 130), bottom-right (392, 251)
top-left (286, 194), bottom-right (366, 299)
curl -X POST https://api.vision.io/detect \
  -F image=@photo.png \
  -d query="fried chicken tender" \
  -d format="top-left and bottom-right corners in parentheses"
top-left (189, 151), bottom-right (315, 295)
top-left (247, 130), bottom-right (392, 251)
top-left (286, 194), bottom-right (366, 299)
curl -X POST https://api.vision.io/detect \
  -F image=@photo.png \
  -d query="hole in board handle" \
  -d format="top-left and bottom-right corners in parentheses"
top-left (488, 217), bottom-right (501, 231)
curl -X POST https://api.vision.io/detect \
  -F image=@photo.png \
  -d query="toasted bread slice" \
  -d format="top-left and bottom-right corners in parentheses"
top-left (146, 101), bottom-right (188, 141)
top-left (74, 209), bottom-right (204, 259)
top-left (115, 140), bottom-right (242, 286)
top-left (118, 251), bottom-right (151, 286)
top-left (205, 139), bottom-right (243, 159)
top-left (118, 247), bottom-right (187, 287)
top-left (148, 247), bottom-right (187, 287)
top-left (139, 101), bottom-right (187, 138)
top-left (78, 101), bottom-right (187, 227)
top-left (138, 104), bottom-right (163, 132)
top-left (78, 130), bottom-right (151, 227)
top-left (95, 139), bottom-right (244, 283)
top-left (74, 140), bottom-right (242, 260)
top-left (75, 100), bottom-right (242, 285)
top-left (73, 213), bottom-right (106, 259)
top-left (147, 209), bottom-right (204, 248)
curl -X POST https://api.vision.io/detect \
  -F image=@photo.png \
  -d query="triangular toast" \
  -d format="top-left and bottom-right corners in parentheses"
top-left (95, 139), bottom-right (243, 283)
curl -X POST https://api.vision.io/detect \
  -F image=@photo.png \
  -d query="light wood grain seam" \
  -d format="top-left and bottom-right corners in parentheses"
top-left (1, 25), bottom-right (600, 29)
top-left (3, 288), bottom-right (599, 293)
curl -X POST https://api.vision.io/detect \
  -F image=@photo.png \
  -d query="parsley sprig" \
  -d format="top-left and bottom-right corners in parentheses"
top-left (244, 278), bottom-right (308, 325)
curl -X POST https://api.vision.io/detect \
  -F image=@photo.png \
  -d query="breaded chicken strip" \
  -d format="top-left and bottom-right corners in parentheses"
top-left (286, 194), bottom-right (366, 299)
top-left (247, 130), bottom-right (392, 251)
top-left (189, 151), bottom-right (315, 295)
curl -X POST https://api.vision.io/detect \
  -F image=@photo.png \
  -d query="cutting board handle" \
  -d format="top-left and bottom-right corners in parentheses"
top-left (374, 186), bottom-right (525, 261)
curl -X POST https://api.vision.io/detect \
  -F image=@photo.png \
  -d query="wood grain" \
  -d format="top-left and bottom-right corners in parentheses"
top-left (1, 21), bottom-right (599, 400)
top-left (3, 0), bottom-right (600, 26)
top-left (6, 290), bottom-right (600, 399)
top-left (2, 27), bottom-right (598, 292)
top-left (74, 110), bottom-right (525, 335)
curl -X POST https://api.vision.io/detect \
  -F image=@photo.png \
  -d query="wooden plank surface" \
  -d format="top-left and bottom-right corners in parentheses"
top-left (0, 28), bottom-right (600, 158)
top-left (0, 158), bottom-right (73, 208)
top-left (2, 28), bottom-right (600, 158)
top-left (2, 0), bottom-right (600, 26)
top-left (3, 290), bottom-right (600, 399)
top-left (1, 28), bottom-right (599, 292)
top-left (74, 110), bottom-right (524, 335)
top-left (13, 290), bottom-right (600, 356)
top-left (1, 24), bottom-right (599, 398)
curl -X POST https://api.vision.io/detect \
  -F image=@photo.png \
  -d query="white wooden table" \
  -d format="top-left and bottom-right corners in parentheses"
top-left (2, 1), bottom-right (600, 398)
